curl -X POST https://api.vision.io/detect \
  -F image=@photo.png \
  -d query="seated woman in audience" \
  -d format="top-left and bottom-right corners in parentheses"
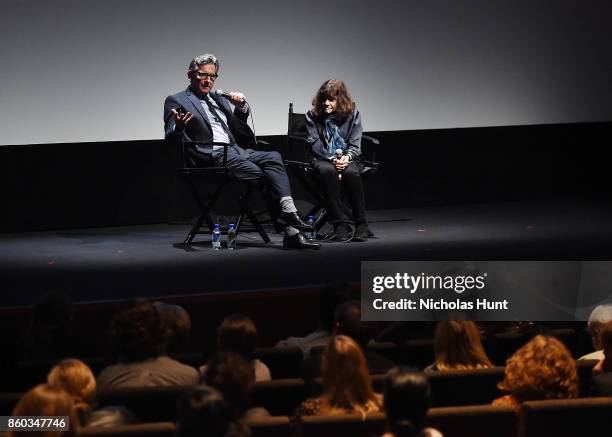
top-left (382, 368), bottom-right (443, 437)
top-left (47, 358), bottom-right (135, 427)
top-left (425, 320), bottom-right (492, 371)
top-left (493, 335), bottom-right (578, 407)
top-left (97, 301), bottom-right (199, 391)
top-left (291, 335), bottom-right (383, 436)
top-left (306, 79), bottom-right (372, 242)
top-left (202, 351), bottom-right (270, 420)
top-left (201, 314), bottom-right (271, 381)
top-left (176, 385), bottom-right (249, 437)
top-left (10, 383), bottom-right (79, 437)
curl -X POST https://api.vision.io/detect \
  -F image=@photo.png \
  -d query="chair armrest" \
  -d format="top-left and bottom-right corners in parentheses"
top-left (284, 160), bottom-right (313, 170)
top-left (180, 142), bottom-right (229, 169)
top-left (362, 134), bottom-right (380, 145)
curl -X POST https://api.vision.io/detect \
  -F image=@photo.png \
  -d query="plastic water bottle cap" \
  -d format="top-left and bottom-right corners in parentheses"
top-left (229, 224), bottom-right (235, 229)
top-left (214, 224), bottom-right (220, 228)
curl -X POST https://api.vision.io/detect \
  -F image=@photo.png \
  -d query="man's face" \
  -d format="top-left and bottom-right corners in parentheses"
top-left (323, 95), bottom-right (338, 115)
top-left (590, 323), bottom-right (602, 350)
top-left (189, 63), bottom-right (218, 96)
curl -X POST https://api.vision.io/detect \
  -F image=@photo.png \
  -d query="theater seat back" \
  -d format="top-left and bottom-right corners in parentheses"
top-left (78, 422), bottom-right (175, 436)
top-left (427, 404), bottom-right (517, 437)
top-left (301, 412), bottom-right (386, 437)
top-left (518, 397), bottom-right (612, 437)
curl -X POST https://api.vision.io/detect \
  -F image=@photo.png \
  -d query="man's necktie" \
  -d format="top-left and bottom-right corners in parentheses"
top-left (204, 97), bottom-right (235, 144)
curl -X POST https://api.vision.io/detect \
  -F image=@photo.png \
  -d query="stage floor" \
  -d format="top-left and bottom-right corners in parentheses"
top-left (2, 200), bottom-right (612, 307)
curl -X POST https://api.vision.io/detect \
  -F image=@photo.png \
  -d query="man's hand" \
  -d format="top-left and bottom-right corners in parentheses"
top-left (333, 155), bottom-right (350, 171)
top-left (171, 109), bottom-right (194, 130)
top-left (227, 91), bottom-right (247, 108)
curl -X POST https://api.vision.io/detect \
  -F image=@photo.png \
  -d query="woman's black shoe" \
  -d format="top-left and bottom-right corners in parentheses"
top-left (353, 223), bottom-right (372, 242)
top-left (332, 223), bottom-right (353, 242)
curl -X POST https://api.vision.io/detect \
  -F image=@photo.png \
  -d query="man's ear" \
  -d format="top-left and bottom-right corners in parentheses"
top-left (187, 70), bottom-right (193, 80)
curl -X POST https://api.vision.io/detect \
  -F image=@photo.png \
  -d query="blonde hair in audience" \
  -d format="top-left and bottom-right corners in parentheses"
top-left (47, 359), bottom-right (96, 420)
top-left (433, 320), bottom-right (492, 371)
top-left (10, 384), bottom-right (78, 437)
top-left (320, 335), bottom-right (381, 415)
top-left (498, 335), bottom-right (578, 401)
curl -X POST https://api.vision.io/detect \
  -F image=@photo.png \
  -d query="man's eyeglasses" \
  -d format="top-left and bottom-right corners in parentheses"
top-left (195, 72), bottom-right (218, 80)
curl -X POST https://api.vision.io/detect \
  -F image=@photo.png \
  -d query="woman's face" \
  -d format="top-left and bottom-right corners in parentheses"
top-left (323, 95), bottom-right (338, 114)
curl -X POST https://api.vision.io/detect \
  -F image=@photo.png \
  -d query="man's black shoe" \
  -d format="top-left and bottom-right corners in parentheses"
top-left (283, 232), bottom-right (321, 250)
top-left (279, 212), bottom-right (313, 232)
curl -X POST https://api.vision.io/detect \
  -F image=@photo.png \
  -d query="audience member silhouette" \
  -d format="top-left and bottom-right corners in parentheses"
top-left (579, 304), bottom-right (612, 360)
top-left (97, 301), bottom-right (198, 390)
top-left (590, 321), bottom-right (612, 396)
top-left (291, 335), bottom-right (383, 436)
top-left (176, 385), bottom-right (250, 437)
top-left (21, 291), bottom-right (79, 360)
top-left (425, 321), bottom-right (492, 371)
top-left (382, 368), bottom-right (443, 437)
top-left (493, 335), bottom-right (578, 407)
top-left (276, 281), bottom-right (352, 357)
top-left (301, 300), bottom-right (394, 387)
top-left (48, 358), bottom-right (135, 427)
top-left (153, 301), bottom-right (192, 354)
top-left (201, 314), bottom-right (271, 381)
top-left (202, 351), bottom-right (269, 420)
top-left (10, 383), bottom-right (79, 437)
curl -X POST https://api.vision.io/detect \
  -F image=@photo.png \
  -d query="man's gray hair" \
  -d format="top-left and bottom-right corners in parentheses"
top-left (588, 304), bottom-right (612, 326)
top-left (188, 53), bottom-right (219, 73)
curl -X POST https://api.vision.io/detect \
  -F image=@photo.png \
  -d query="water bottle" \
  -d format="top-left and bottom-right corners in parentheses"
top-left (227, 223), bottom-right (237, 250)
top-left (212, 224), bottom-right (221, 250)
top-left (306, 215), bottom-right (316, 241)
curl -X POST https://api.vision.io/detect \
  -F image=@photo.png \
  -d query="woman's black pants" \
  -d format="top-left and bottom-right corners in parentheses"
top-left (311, 160), bottom-right (366, 226)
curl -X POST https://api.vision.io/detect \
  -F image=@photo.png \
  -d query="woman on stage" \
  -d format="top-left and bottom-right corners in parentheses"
top-left (306, 79), bottom-right (372, 242)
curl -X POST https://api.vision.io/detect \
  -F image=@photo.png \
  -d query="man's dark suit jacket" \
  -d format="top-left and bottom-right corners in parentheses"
top-left (164, 88), bottom-right (256, 166)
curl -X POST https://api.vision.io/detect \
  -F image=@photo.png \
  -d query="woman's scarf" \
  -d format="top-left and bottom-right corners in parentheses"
top-left (323, 116), bottom-right (347, 157)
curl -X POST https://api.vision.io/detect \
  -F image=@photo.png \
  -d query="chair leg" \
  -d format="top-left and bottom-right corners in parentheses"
top-left (183, 177), bottom-right (224, 244)
top-left (184, 214), bottom-right (207, 244)
top-left (244, 208), bottom-right (271, 243)
top-left (232, 183), bottom-right (271, 244)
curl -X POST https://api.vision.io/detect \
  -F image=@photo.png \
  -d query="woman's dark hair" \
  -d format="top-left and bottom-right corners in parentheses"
top-left (203, 351), bottom-right (254, 416)
top-left (311, 79), bottom-right (353, 122)
top-left (109, 301), bottom-right (163, 362)
top-left (217, 314), bottom-right (258, 361)
top-left (176, 385), bottom-right (250, 437)
top-left (384, 368), bottom-right (431, 437)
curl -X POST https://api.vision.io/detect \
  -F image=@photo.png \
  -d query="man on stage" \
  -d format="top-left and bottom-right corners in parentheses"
top-left (164, 53), bottom-right (318, 249)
